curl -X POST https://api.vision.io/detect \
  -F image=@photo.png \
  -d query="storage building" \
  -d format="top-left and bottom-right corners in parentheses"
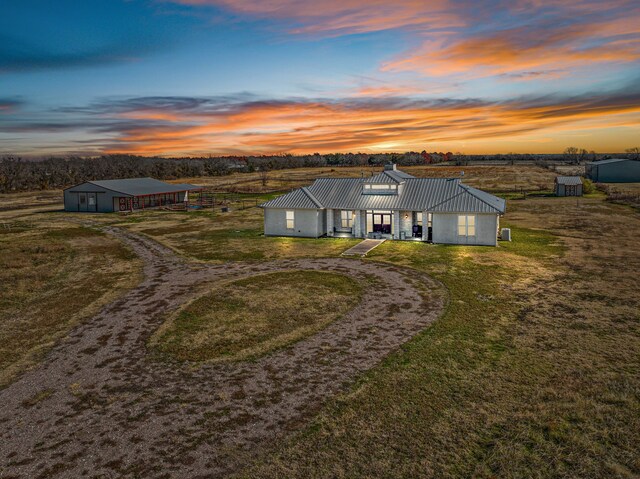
top-left (585, 159), bottom-right (640, 183)
top-left (555, 176), bottom-right (583, 196)
top-left (63, 178), bottom-right (201, 212)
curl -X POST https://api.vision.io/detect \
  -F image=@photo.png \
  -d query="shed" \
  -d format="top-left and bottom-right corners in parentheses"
top-left (585, 159), bottom-right (640, 183)
top-left (63, 178), bottom-right (201, 212)
top-left (555, 176), bottom-right (583, 196)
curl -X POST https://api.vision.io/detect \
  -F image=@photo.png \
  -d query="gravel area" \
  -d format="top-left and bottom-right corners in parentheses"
top-left (0, 227), bottom-right (446, 478)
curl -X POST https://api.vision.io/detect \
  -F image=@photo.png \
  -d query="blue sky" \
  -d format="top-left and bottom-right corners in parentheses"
top-left (1, 0), bottom-right (639, 156)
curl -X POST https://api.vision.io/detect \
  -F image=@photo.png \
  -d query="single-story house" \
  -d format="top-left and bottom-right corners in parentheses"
top-left (63, 177), bottom-right (201, 212)
top-left (555, 176), bottom-right (583, 196)
top-left (261, 164), bottom-right (506, 246)
top-left (585, 158), bottom-right (640, 183)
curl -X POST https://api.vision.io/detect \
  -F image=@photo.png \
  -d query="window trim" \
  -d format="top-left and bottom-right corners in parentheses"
top-left (457, 214), bottom-right (476, 236)
top-left (286, 210), bottom-right (295, 230)
top-left (341, 210), bottom-right (353, 228)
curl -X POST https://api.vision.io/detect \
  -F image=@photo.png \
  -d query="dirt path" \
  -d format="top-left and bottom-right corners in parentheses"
top-left (0, 227), bottom-right (446, 478)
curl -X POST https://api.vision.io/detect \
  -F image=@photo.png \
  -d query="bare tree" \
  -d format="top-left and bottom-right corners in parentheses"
top-left (259, 167), bottom-right (269, 187)
top-left (563, 147), bottom-right (587, 164)
top-left (626, 147), bottom-right (640, 160)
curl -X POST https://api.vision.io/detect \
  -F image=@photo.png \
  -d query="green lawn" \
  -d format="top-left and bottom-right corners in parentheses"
top-left (150, 271), bottom-right (363, 363)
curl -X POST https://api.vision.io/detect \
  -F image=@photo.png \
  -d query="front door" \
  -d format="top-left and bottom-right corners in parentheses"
top-left (87, 193), bottom-right (97, 212)
top-left (373, 213), bottom-right (392, 234)
top-left (78, 193), bottom-right (87, 212)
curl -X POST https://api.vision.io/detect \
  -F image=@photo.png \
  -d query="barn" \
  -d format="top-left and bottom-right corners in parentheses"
top-left (586, 158), bottom-right (640, 183)
top-left (555, 176), bottom-right (583, 196)
top-left (63, 178), bottom-right (201, 212)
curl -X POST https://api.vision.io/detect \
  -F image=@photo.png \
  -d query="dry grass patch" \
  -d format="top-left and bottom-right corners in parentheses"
top-left (150, 271), bottom-right (363, 363)
top-left (110, 207), bottom-right (359, 263)
top-left (0, 222), bottom-right (141, 387)
top-left (179, 164), bottom-right (558, 195)
top-left (240, 198), bottom-right (639, 479)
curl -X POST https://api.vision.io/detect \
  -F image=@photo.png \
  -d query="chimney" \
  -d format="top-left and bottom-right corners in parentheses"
top-left (384, 163), bottom-right (397, 171)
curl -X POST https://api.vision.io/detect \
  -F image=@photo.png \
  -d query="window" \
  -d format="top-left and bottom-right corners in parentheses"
top-left (88, 196), bottom-right (95, 206)
top-left (458, 215), bottom-right (476, 236)
top-left (468, 215), bottom-right (475, 236)
top-left (363, 184), bottom-right (397, 194)
top-left (341, 210), bottom-right (353, 228)
top-left (286, 210), bottom-right (295, 229)
top-left (416, 212), bottom-right (423, 224)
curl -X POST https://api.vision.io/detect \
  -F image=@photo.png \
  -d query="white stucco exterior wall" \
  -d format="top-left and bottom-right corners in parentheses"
top-left (326, 208), bottom-right (334, 236)
top-left (432, 213), bottom-right (498, 246)
top-left (354, 210), bottom-right (362, 237)
top-left (399, 211), bottom-right (413, 238)
top-left (264, 208), bottom-right (323, 238)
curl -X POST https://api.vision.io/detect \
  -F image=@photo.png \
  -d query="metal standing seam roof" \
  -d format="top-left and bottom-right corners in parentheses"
top-left (555, 176), bottom-right (583, 185)
top-left (386, 169), bottom-right (415, 180)
top-left (68, 178), bottom-right (201, 196)
top-left (260, 186), bottom-right (324, 209)
top-left (261, 175), bottom-right (506, 214)
top-left (586, 158), bottom-right (629, 166)
top-left (364, 170), bottom-right (415, 184)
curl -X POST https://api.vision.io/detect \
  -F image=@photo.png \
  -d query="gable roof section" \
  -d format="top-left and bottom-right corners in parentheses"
top-left (260, 186), bottom-right (323, 209)
top-left (301, 186), bottom-right (323, 207)
top-left (387, 169), bottom-right (415, 180)
top-left (68, 177), bottom-right (201, 196)
top-left (364, 172), bottom-right (401, 184)
top-left (364, 169), bottom-right (415, 184)
top-left (430, 185), bottom-right (506, 213)
top-left (262, 178), bottom-right (505, 214)
top-left (556, 176), bottom-right (582, 185)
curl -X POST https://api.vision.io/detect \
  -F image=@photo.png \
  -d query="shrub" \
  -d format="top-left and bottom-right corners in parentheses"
top-left (582, 178), bottom-right (595, 194)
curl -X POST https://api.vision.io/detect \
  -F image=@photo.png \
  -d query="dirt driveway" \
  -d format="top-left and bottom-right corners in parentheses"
top-left (0, 227), bottom-right (445, 478)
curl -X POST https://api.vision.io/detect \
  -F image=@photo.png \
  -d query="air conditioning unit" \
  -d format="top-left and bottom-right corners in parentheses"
top-left (500, 228), bottom-right (511, 241)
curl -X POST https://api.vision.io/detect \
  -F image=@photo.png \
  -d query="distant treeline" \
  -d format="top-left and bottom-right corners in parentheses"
top-left (0, 149), bottom-right (635, 193)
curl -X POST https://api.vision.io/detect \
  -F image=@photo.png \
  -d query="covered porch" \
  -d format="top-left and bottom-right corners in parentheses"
top-left (326, 209), bottom-right (432, 241)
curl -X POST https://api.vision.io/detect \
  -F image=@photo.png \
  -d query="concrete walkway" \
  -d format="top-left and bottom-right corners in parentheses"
top-left (342, 238), bottom-right (386, 256)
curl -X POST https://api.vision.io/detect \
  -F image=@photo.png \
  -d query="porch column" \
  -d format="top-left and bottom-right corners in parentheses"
top-left (422, 210), bottom-right (428, 241)
top-left (362, 210), bottom-right (367, 238)
top-left (393, 211), bottom-right (400, 239)
top-left (353, 210), bottom-right (361, 237)
top-left (326, 208), bottom-right (334, 236)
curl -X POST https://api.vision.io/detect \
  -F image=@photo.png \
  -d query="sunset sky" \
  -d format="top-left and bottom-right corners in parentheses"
top-left (1, 0), bottom-right (639, 156)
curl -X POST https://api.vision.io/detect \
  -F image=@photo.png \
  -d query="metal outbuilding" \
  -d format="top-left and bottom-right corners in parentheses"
top-left (63, 177), bottom-right (201, 212)
top-left (585, 158), bottom-right (640, 183)
top-left (555, 176), bottom-right (583, 196)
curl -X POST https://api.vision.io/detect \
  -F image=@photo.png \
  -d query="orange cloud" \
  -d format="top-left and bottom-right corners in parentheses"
top-left (383, 23), bottom-right (640, 77)
top-left (95, 89), bottom-right (640, 156)
top-left (354, 85), bottom-right (426, 97)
